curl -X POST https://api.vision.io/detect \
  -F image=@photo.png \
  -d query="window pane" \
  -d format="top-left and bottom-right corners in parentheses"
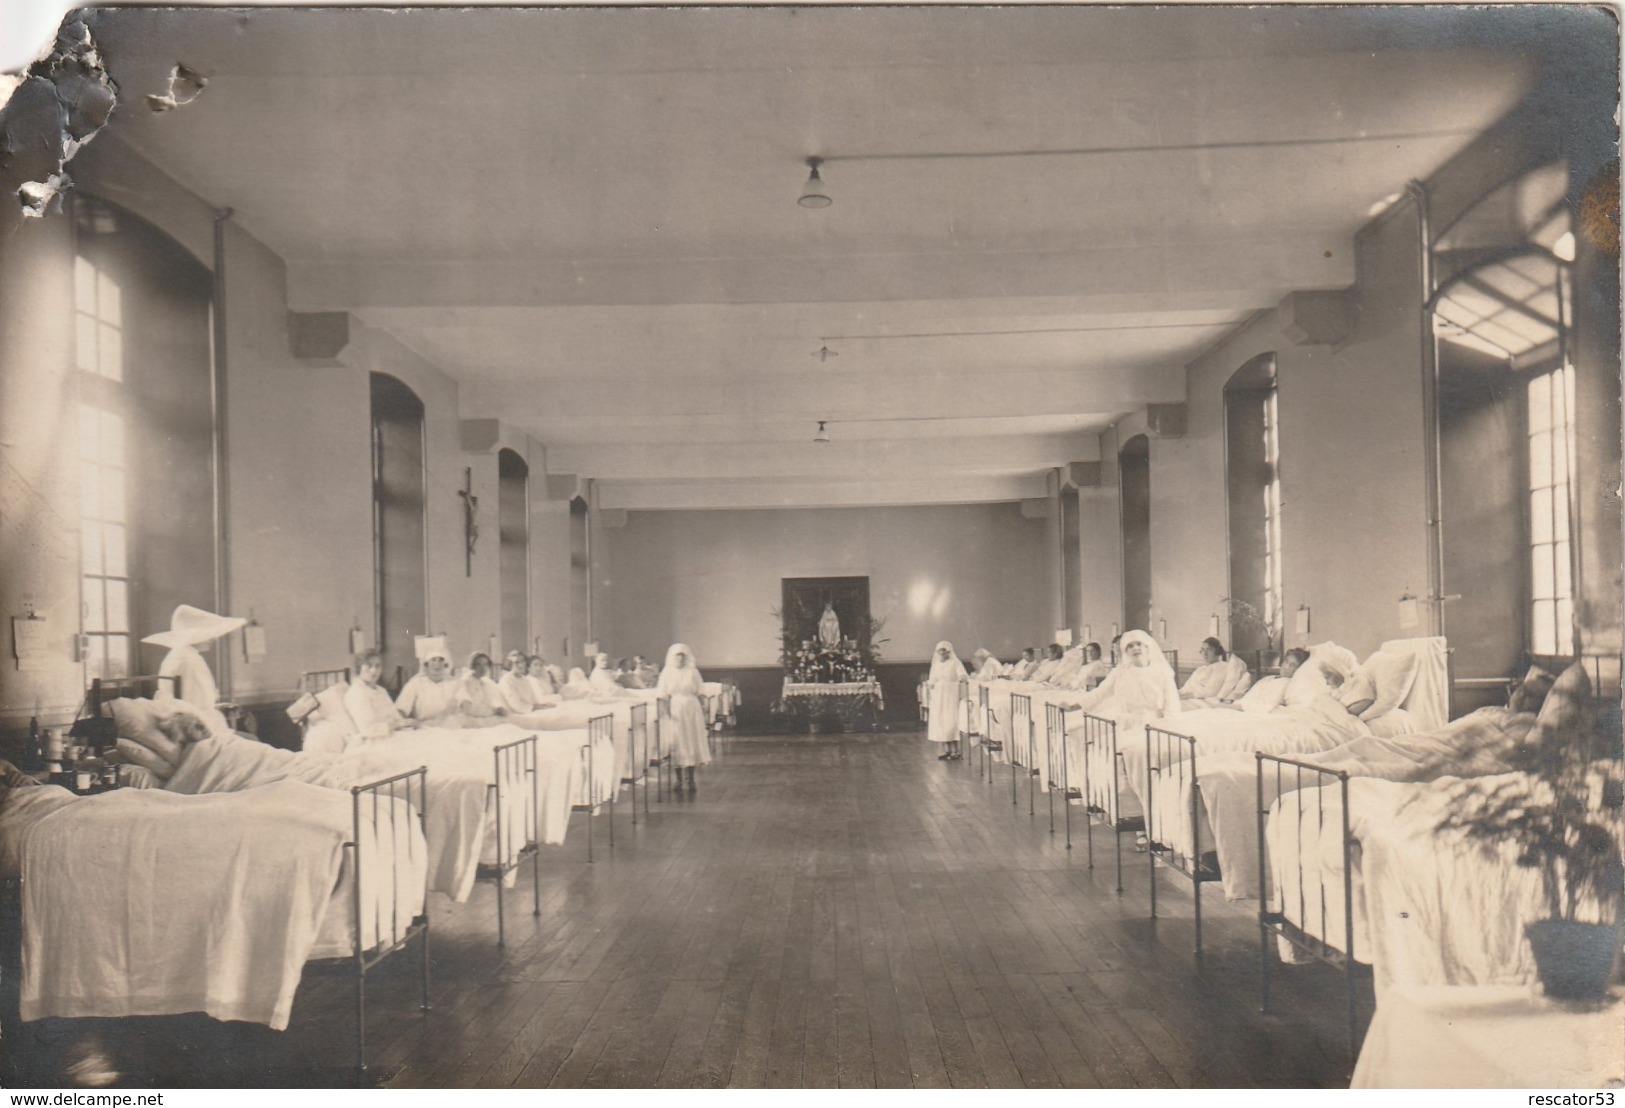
top-left (75, 313), bottom-right (98, 374)
top-left (75, 256), bottom-right (96, 313)
top-left (102, 522), bottom-right (127, 577)
top-left (1555, 541), bottom-right (1573, 600)
top-left (79, 405), bottom-right (101, 461)
top-left (98, 410), bottom-right (124, 464)
top-left (83, 579), bottom-right (106, 632)
top-left (1528, 374), bottom-right (1551, 431)
top-left (100, 468), bottom-right (125, 523)
top-left (1532, 543), bottom-right (1555, 600)
top-left (85, 634), bottom-right (108, 680)
top-left (1529, 430), bottom-right (1553, 488)
top-left (80, 466), bottom-right (100, 520)
top-left (1532, 600), bottom-right (1557, 656)
top-left (81, 520), bottom-right (103, 575)
top-left (97, 271), bottom-right (120, 325)
top-left (103, 579), bottom-right (129, 633)
top-left (104, 635), bottom-right (130, 679)
top-left (97, 323), bottom-right (122, 381)
top-left (1554, 487), bottom-right (1571, 543)
top-left (1530, 487), bottom-right (1553, 544)
top-left (1556, 598), bottom-right (1574, 651)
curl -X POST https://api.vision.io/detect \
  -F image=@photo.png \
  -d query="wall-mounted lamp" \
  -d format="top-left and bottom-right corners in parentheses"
top-left (798, 157), bottom-right (832, 209)
top-left (813, 420), bottom-right (831, 444)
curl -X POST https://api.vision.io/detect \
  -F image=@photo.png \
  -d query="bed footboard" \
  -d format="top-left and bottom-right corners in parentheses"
top-left (1144, 725), bottom-right (1222, 957)
top-left (309, 766), bottom-right (432, 1076)
top-left (1255, 751), bottom-right (1361, 1061)
top-left (475, 736), bottom-right (541, 948)
top-left (1078, 713), bottom-right (1137, 893)
top-left (1044, 702), bottom-right (1082, 848)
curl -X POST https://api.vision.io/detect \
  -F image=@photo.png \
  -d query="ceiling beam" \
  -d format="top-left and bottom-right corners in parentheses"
top-left (549, 431), bottom-right (1097, 482)
top-left (462, 364), bottom-right (1183, 424)
top-left (597, 473), bottom-right (1050, 511)
top-left (290, 233), bottom-right (1352, 310)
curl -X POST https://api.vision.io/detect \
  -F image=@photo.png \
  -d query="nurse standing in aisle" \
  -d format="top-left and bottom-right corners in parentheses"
top-left (657, 642), bottom-right (711, 793)
top-left (927, 640), bottom-right (967, 761)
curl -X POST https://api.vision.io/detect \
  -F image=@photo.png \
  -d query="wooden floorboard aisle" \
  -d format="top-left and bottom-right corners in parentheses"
top-left (13, 729), bottom-right (1366, 1088)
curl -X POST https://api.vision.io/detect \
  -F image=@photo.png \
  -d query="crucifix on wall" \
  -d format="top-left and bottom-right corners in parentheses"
top-left (458, 466), bottom-right (479, 577)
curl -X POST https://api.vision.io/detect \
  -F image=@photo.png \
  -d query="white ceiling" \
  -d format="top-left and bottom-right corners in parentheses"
top-left (86, 5), bottom-right (1538, 509)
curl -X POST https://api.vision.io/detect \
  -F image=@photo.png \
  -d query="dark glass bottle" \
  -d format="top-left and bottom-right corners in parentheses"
top-left (20, 716), bottom-right (44, 772)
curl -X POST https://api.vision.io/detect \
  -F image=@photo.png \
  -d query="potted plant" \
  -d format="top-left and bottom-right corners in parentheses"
top-left (1216, 596), bottom-right (1281, 667)
top-left (1434, 669), bottom-right (1624, 1000)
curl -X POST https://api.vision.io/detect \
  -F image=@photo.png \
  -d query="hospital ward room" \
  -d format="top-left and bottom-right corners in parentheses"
top-left (0, 2), bottom-right (1619, 1092)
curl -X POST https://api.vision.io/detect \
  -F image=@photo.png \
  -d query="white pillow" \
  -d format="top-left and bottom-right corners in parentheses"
top-left (313, 683), bottom-right (359, 736)
top-left (107, 698), bottom-right (183, 770)
top-left (1353, 650), bottom-right (1421, 721)
top-left (1283, 662), bottom-right (1333, 707)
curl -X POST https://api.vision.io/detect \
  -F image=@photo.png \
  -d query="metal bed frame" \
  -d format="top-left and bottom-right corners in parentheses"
top-left (653, 695), bottom-right (675, 801)
top-left (311, 766), bottom-right (434, 1075)
top-left (1143, 724), bottom-right (1223, 957)
top-left (625, 701), bottom-right (651, 823)
top-left (1254, 751), bottom-right (1362, 1061)
top-left (1078, 713), bottom-right (1137, 892)
top-left (975, 684), bottom-right (1002, 782)
top-left (570, 714), bottom-right (616, 862)
top-left (0, 766), bottom-right (433, 1079)
top-left (302, 667), bottom-right (351, 693)
top-left (473, 735), bottom-right (541, 948)
top-left (1007, 692), bottom-right (1041, 813)
top-left (1043, 702), bottom-right (1082, 847)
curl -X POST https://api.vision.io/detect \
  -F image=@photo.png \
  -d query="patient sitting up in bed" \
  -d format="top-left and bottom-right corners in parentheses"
top-left (345, 650), bottom-right (417, 738)
top-left (1066, 630), bottom-right (1181, 724)
top-left (497, 650), bottom-right (541, 713)
top-left (1180, 637), bottom-right (1253, 706)
top-left (1060, 642), bottom-right (1111, 690)
top-left (1029, 644), bottom-right (1065, 684)
top-left (1217, 647), bottom-right (1311, 711)
top-left (526, 655), bottom-right (561, 702)
top-left (1006, 647), bottom-right (1039, 681)
top-left (559, 667), bottom-right (593, 700)
top-left (970, 648), bottom-right (1005, 679)
top-left (395, 640), bottom-right (463, 723)
top-left (457, 652), bottom-right (510, 717)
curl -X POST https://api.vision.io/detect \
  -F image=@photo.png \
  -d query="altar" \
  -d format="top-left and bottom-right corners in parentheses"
top-left (778, 679), bottom-right (885, 732)
top-left (771, 575), bottom-right (885, 732)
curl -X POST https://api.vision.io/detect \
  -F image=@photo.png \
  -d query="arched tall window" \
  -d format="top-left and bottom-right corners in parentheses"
top-left (1224, 353), bottom-right (1282, 655)
top-left (73, 197), bottom-right (214, 680)
top-left (1431, 162), bottom-right (1577, 676)
top-left (371, 373), bottom-right (427, 675)
top-left (497, 448), bottom-right (530, 653)
top-left (1119, 434), bottom-right (1152, 633)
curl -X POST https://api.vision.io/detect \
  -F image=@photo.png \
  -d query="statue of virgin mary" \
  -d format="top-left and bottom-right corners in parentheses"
top-left (817, 601), bottom-right (842, 647)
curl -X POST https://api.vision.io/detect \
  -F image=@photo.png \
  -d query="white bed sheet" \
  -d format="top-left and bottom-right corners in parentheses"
top-left (1266, 774), bottom-right (1547, 993)
top-left (18, 780), bottom-right (425, 1030)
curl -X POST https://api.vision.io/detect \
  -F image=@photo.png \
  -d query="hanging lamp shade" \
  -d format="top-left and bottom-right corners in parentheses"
top-left (814, 420), bottom-right (831, 444)
top-left (798, 158), bottom-right (832, 209)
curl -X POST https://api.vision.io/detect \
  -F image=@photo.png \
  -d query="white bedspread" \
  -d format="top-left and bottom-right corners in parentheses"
top-left (161, 725), bottom-right (598, 902)
top-left (1268, 775), bottom-right (1547, 993)
top-left (1176, 706), bottom-right (1539, 901)
top-left (19, 781), bottom-right (424, 1030)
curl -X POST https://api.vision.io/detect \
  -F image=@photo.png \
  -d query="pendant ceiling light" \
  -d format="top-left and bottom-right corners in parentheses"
top-left (798, 157), bottom-right (832, 209)
top-left (814, 420), bottom-right (831, 444)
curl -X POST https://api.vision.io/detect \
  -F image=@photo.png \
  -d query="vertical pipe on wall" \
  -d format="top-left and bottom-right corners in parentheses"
top-left (1406, 180), bottom-right (1446, 639)
top-left (210, 208), bottom-right (234, 696)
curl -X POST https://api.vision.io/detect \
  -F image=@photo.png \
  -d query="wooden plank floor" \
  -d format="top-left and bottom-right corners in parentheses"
top-left (10, 729), bottom-right (1370, 1088)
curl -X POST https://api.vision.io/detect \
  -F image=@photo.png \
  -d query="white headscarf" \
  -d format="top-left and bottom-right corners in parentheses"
top-left (559, 667), bottom-right (592, 699)
top-left (658, 642), bottom-right (705, 697)
top-left (589, 652), bottom-right (626, 696)
top-left (1078, 629), bottom-right (1181, 720)
top-left (928, 641), bottom-right (965, 684)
